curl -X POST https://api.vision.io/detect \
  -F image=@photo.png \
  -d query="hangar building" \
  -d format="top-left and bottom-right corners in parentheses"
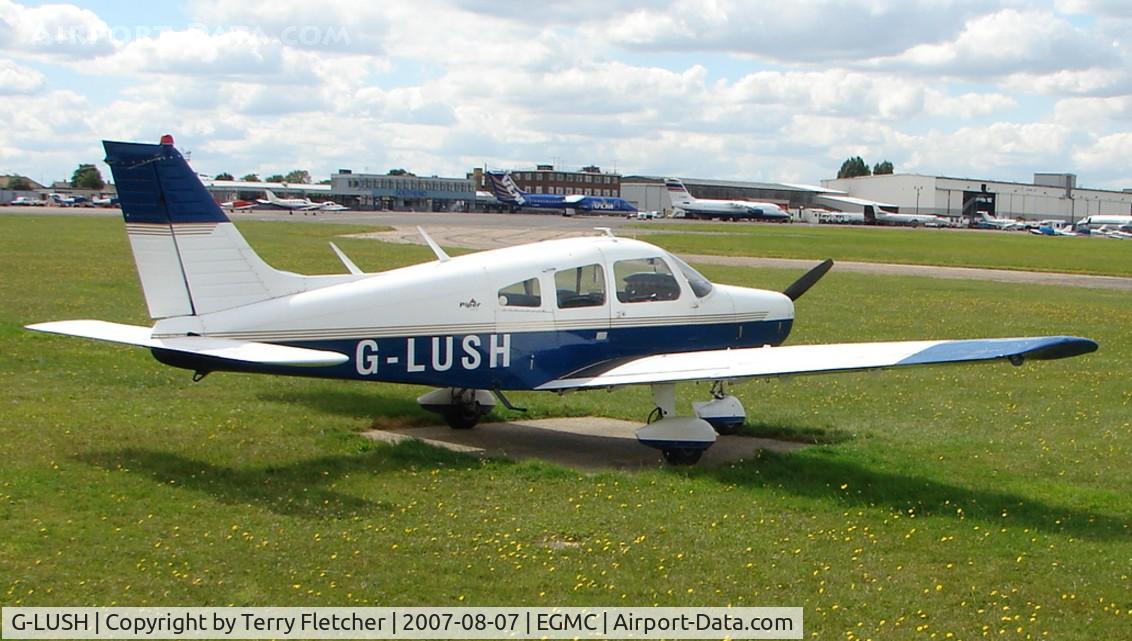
top-left (821, 173), bottom-right (1132, 223)
top-left (201, 179), bottom-right (332, 204)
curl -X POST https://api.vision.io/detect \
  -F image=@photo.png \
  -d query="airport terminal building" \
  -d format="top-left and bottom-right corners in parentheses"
top-left (330, 171), bottom-right (475, 211)
top-left (821, 173), bottom-right (1132, 223)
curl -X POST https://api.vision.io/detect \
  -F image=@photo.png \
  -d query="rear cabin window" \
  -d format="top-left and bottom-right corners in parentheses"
top-left (555, 264), bottom-right (606, 308)
top-left (498, 278), bottom-right (541, 307)
top-left (615, 257), bottom-right (681, 303)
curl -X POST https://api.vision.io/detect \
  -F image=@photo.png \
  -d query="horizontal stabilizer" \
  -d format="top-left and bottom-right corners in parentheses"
top-left (537, 336), bottom-right (1098, 390)
top-left (26, 320), bottom-right (347, 367)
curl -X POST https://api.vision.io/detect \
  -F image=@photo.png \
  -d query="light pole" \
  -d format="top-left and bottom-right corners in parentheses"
top-left (914, 185), bottom-right (923, 216)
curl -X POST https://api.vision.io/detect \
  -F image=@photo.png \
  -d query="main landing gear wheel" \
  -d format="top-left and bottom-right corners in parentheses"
top-left (417, 388), bottom-right (496, 431)
top-left (662, 447), bottom-right (704, 465)
top-left (442, 403), bottom-right (481, 430)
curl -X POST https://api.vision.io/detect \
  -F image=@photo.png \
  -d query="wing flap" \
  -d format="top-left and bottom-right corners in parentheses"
top-left (536, 336), bottom-right (1097, 390)
top-left (26, 320), bottom-right (347, 367)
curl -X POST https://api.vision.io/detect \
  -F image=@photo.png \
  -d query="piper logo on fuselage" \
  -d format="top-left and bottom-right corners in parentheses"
top-left (355, 334), bottom-right (512, 375)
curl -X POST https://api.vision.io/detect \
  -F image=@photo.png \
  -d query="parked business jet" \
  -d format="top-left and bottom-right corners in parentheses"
top-left (862, 205), bottom-right (946, 227)
top-left (1075, 215), bottom-right (1132, 231)
top-left (485, 171), bottom-right (637, 215)
top-left (26, 137), bottom-right (1099, 464)
top-left (665, 179), bottom-right (790, 222)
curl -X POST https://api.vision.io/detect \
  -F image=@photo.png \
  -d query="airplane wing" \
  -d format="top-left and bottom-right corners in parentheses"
top-left (563, 195), bottom-right (586, 204)
top-left (536, 336), bottom-right (1097, 390)
top-left (26, 320), bottom-right (348, 367)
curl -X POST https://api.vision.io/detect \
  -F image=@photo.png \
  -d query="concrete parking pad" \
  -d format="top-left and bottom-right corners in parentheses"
top-left (362, 416), bottom-right (805, 470)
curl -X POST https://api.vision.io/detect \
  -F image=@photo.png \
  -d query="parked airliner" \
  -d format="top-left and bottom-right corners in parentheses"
top-left (485, 171), bottom-right (637, 215)
top-left (665, 179), bottom-right (790, 221)
top-left (25, 136), bottom-right (1098, 465)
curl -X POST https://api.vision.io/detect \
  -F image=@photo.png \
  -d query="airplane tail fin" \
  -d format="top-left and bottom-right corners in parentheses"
top-left (105, 136), bottom-right (313, 319)
top-left (263, 189), bottom-right (281, 204)
top-left (484, 171), bottom-right (526, 205)
top-left (664, 178), bottom-right (694, 206)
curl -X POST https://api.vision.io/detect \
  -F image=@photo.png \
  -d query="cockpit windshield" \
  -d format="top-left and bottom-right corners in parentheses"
top-left (668, 254), bottom-right (713, 298)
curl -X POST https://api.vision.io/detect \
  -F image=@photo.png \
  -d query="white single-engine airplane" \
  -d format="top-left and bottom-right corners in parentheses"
top-left (27, 137), bottom-right (1099, 464)
top-left (258, 189), bottom-right (348, 212)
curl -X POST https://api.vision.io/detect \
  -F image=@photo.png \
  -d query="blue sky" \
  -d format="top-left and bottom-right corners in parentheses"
top-left (2, 0), bottom-right (1131, 189)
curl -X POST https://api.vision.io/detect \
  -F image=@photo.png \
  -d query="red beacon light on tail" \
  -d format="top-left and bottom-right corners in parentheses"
top-left (159, 134), bottom-right (175, 146)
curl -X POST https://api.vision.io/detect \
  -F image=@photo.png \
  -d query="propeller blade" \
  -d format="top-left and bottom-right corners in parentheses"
top-left (783, 258), bottom-right (834, 301)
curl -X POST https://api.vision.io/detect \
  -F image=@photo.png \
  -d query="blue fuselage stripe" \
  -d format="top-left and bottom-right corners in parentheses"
top-left (152, 319), bottom-right (793, 390)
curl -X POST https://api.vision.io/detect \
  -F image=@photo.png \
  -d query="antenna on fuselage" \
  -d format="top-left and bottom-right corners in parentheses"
top-left (329, 242), bottom-right (364, 275)
top-left (417, 226), bottom-right (451, 262)
top-left (594, 227), bottom-right (616, 238)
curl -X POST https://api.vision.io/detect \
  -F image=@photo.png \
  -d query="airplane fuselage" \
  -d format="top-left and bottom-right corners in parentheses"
top-left (677, 200), bottom-right (790, 221)
top-left (150, 235), bottom-right (794, 390)
top-left (512, 193), bottom-right (636, 213)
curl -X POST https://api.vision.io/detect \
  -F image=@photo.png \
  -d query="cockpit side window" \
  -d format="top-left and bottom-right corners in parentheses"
top-left (498, 277), bottom-right (541, 308)
top-left (555, 264), bottom-right (606, 308)
top-left (614, 257), bottom-right (681, 303)
top-left (669, 254), bottom-right (714, 298)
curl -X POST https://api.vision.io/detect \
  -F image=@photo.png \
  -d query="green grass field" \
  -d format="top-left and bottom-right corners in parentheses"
top-left (2, 215), bottom-right (1130, 640)
top-left (632, 222), bottom-right (1132, 277)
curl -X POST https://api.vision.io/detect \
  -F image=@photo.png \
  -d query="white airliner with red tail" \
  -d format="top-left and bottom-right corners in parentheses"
top-left (26, 136), bottom-right (1098, 464)
top-left (665, 178), bottom-right (790, 221)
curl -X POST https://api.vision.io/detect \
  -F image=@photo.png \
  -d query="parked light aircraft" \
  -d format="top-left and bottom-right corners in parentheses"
top-left (1030, 223), bottom-right (1077, 237)
top-left (258, 189), bottom-right (348, 212)
top-left (485, 171), bottom-right (637, 215)
top-left (220, 199), bottom-right (257, 211)
top-left (665, 179), bottom-right (789, 222)
top-left (50, 193), bottom-right (89, 207)
top-left (26, 137), bottom-right (1099, 464)
top-left (971, 212), bottom-right (1023, 231)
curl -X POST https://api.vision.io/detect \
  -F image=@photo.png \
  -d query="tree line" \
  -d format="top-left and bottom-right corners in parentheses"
top-left (837, 156), bottom-right (894, 178)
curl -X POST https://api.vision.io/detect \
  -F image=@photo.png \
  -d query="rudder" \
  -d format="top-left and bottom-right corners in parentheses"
top-left (105, 136), bottom-right (308, 319)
